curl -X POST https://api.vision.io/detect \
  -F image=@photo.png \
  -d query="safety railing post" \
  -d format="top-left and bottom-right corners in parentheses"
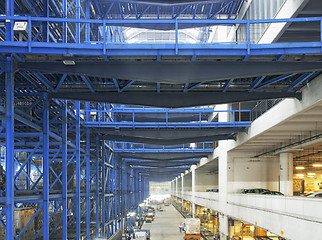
top-left (247, 20), bottom-right (250, 55)
top-left (175, 19), bottom-right (178, 54)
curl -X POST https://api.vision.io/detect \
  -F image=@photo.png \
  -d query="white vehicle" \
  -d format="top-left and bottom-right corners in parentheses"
top-left (305, 192), bottom-right (322, 198)
top-left (134, 231), bottom-right (147, 240)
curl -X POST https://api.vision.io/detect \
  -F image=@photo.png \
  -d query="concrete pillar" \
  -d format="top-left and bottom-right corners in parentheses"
top-left (219, 213), bottom-right (229, 240)
top-left (280, 152), bottom-right (293, 196)
top-left (181, 173), bottom-right (184, 210)
top-left (191, 165), bottom-right (196, 218)
top-left (218, 104), bottom-right (231, 240)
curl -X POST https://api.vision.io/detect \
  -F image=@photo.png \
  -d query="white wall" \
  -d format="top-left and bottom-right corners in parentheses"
top-left (228, 154), bottom-right (280, 193)
top-left (195, 171), bottom-right (218, 192)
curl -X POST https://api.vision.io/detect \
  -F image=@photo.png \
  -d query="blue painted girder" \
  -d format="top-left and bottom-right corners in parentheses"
top-left (50, 91), bottom-right (300, 108)
top-left (18, 61), bottom-right (322, 84)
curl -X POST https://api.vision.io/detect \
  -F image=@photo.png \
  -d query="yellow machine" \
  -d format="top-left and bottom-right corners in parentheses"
top-left (183, 234), bottom-right (201, 240)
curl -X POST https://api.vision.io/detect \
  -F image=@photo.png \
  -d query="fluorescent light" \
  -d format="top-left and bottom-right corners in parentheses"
top-left (297, 174), bottom-right (304, 177)
top-left (308, 176), bottom-right (314, 178)
top-left (296, 166), bottom-right (305, 170)
top-left (308, 173), bottom-right (316, 175)
top-left (298, 176), bottom-right (304, 179)
top-left (62, 60), bottom-right (75, 65)
top-left (312, 164), bottom-right (322, 167)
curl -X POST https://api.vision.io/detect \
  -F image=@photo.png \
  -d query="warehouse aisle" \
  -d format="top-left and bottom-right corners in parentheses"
top-left (142, 205), bottom-right (185, 240)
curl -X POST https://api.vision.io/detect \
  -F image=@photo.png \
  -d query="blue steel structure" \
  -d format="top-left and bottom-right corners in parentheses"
top-left (0, 0), bottom-right (322, 239)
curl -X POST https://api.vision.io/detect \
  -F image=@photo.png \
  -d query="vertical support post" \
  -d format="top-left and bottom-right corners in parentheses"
top-left (95, 136), bottom-right (100, 238)
top-left (86, 128), bottom-right (91, 239)
top-left (75, 101), bottom-right (81, 239)
top-left (103, 20), bottom-right (106, 55)
top-left (114, 153), bottom-right (118, 232)
top-left (62, 0), bottom-right (67, 43)
top-left (246, 20), bottom-right (250, 55)
top-left (102, 141), bottom-right (106, 238)
top-left (43, 0), bottom-right (49, 42)
top-left (320, 17), bottom-right (322, 52)
top-left (5, 56), bottom-right (14, 240)
top-left (43, 92), bottom-right (49, 240)
top-left (280, 153), bottom-right (293, 196)
top-left (62, 100), bottom-right (68, 240)
top-left (175, 19), bottom-right (178, 55)
top-left (76, 0), bottom-right (80, 43)
top-left (86, 0), bottom-right (90, 42)
top-left (5, 0), bottom-right (14, 41)
top-left (191, 165), bottom-right (196, 218)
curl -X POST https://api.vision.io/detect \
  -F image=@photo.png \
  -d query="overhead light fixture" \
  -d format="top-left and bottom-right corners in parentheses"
top-left (312, 163), bottom-right (322, 167)
top-left (308, 175), bottom-right (314, 178)
top-left (62, 54), bottom-right (75, 65)
top-left (308, 173), bottom-right (316, 175)
top-left (298, 176), bottom-right (304, 179)
top-left (297, 174), bottom-right (304, 177)
top-left (295, 166), bottom-right (305, 170)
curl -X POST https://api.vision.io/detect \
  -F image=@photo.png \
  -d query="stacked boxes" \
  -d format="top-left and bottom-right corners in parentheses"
top-left (184, 218), bottom-right (200, 235)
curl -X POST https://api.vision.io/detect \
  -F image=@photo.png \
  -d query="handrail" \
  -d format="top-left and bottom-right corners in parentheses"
top-left (1, 16), bottom-right (322, 56)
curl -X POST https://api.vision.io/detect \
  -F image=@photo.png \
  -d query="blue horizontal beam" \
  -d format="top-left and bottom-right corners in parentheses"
top-left (114, 148), bottom-right (214, 153)
top-left (85, 121), bottom-right (251, 128)
top-left (1, 15), bottom-right (321, 25)
top-left (2, 41), bottom-right (322, 57)
top-left (1, 16), bottom-right (322, 57)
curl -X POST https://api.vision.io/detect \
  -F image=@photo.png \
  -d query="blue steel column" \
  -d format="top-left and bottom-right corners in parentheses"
top-left (5, 56), bottom-right (14, 240)
top-left (43, 0), bottom-right (49, 42)
top-left (86, 127), bottom-right (90, 239)
top-left (76, 0), bottom-right (80, 43)
top-left (114, 153), bottom-right (118, 232)
top-left (5, 0), bottom-right (14, 41)
top-left (62, 0), bottom-right (67, 43)
top-left (75, 101), bottom-right (81, 239)
top-left (43, 92), bottom-right (49, 240)
top-left (85, 0), bottom-right (90, 41)
top-left (95, 136), bottom-right (100, 238)
top-left (62, 100), bottom-right (68, 240)
top-left (102, 140), bottom-right (106, 238)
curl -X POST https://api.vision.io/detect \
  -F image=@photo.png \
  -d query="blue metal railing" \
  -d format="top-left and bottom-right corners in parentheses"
top-left (114, 142), bottom-right (214, 153)
top-left (82, 108), bottom-right (251, 128)
top-left (1, 16), bottom-right (322, 56)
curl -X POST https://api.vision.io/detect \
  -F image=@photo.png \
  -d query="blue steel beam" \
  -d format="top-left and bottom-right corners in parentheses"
top-left (86, 127), bottom-right (90, 239)
top-left (75, 101), bottom-right (81, 239)
top-left (2, 17), bottom-right (322, 56)
top-left (256, 73), bottom-right (297, 90)
top-left (62, 100), bottom-right (68, 240)
top-left (248, 76), bottom-right (266, 92)
top-left (5, 0), bottom-right (14, 41)
top-left (5, 56), bottom-right (14, 240)
top-left (95, 136), bottom-right (100, 238)
top-left (284, 72), bottom-right (319, 92)
top-left (43, 92), bottom-right (50, 240)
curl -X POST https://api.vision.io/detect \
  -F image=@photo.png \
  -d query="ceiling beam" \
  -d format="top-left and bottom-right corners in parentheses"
top-left (50, 91), bottom-right (301, 108)
top-left (19, 61), bottom-right (322, 84)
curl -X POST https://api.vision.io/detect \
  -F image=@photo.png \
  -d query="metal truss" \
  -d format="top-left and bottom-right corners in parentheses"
top-left (1, 0), bottom-right (322, 239)
top-left (0, 57), bottom-right (148, 239)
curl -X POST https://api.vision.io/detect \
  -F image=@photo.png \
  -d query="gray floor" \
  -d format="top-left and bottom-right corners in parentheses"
top-left (142, 205), bottom-right (185, 240)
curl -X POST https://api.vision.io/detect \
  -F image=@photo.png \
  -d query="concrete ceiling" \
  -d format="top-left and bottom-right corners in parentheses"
top-left (233, 100), bottom-right (322, 157)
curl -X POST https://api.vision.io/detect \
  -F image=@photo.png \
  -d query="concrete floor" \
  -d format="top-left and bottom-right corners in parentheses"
top-left (142, 205), bottom-right (185, 240)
